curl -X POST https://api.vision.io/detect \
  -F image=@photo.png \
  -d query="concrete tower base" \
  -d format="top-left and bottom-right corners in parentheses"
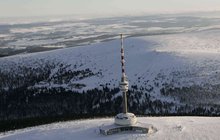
top-left (115, 113), bottom-right (137, 126)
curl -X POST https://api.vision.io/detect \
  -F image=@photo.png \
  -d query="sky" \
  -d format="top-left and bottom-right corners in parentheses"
top-left (0, 0), bottom-right (220, 18)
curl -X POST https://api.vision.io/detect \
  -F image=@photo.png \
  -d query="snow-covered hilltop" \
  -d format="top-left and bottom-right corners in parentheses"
top-left (1, 117), bottom-right (220, 140)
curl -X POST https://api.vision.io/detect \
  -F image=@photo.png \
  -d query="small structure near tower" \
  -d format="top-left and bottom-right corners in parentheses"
top-left (99, 34), bottom-right (155, 135)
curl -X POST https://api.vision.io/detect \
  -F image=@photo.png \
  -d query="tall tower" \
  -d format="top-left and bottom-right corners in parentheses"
top-left (100, 34), bottom-right (154, 135)
top-left (115, 34), bottom-right (137, 126)
top-left (120, 34), bottom-right (129, 113)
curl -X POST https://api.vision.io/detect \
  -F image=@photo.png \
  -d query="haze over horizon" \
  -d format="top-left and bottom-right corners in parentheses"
top-left (0, 0), bottom-right (220, 19)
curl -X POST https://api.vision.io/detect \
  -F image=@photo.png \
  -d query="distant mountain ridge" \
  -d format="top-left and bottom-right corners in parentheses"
top-left (1, 13), bottom-right (220, 57)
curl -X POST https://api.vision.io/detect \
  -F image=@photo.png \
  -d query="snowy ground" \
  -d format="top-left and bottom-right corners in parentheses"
top-left (0, 117), bottom-right (219, 140)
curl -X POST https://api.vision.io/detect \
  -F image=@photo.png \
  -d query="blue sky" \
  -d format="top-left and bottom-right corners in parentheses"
top-left (0, 0), bottom-right (220, 18)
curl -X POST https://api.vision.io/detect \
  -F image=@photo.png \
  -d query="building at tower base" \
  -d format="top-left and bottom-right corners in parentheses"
top-left (100, 122), bottom-right (154, 135)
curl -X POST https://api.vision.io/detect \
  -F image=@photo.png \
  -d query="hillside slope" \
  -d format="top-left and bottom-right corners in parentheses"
top-left (1, 30), bottom-right (220, 121)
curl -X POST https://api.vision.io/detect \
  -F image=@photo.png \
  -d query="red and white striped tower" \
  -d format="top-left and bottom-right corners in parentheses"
top-left (100, 34), bottom-right (154, 134)
top-left (119, 34), bottom-right (129, 113)
top-left (115, 34), bottom-right (137, 126)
